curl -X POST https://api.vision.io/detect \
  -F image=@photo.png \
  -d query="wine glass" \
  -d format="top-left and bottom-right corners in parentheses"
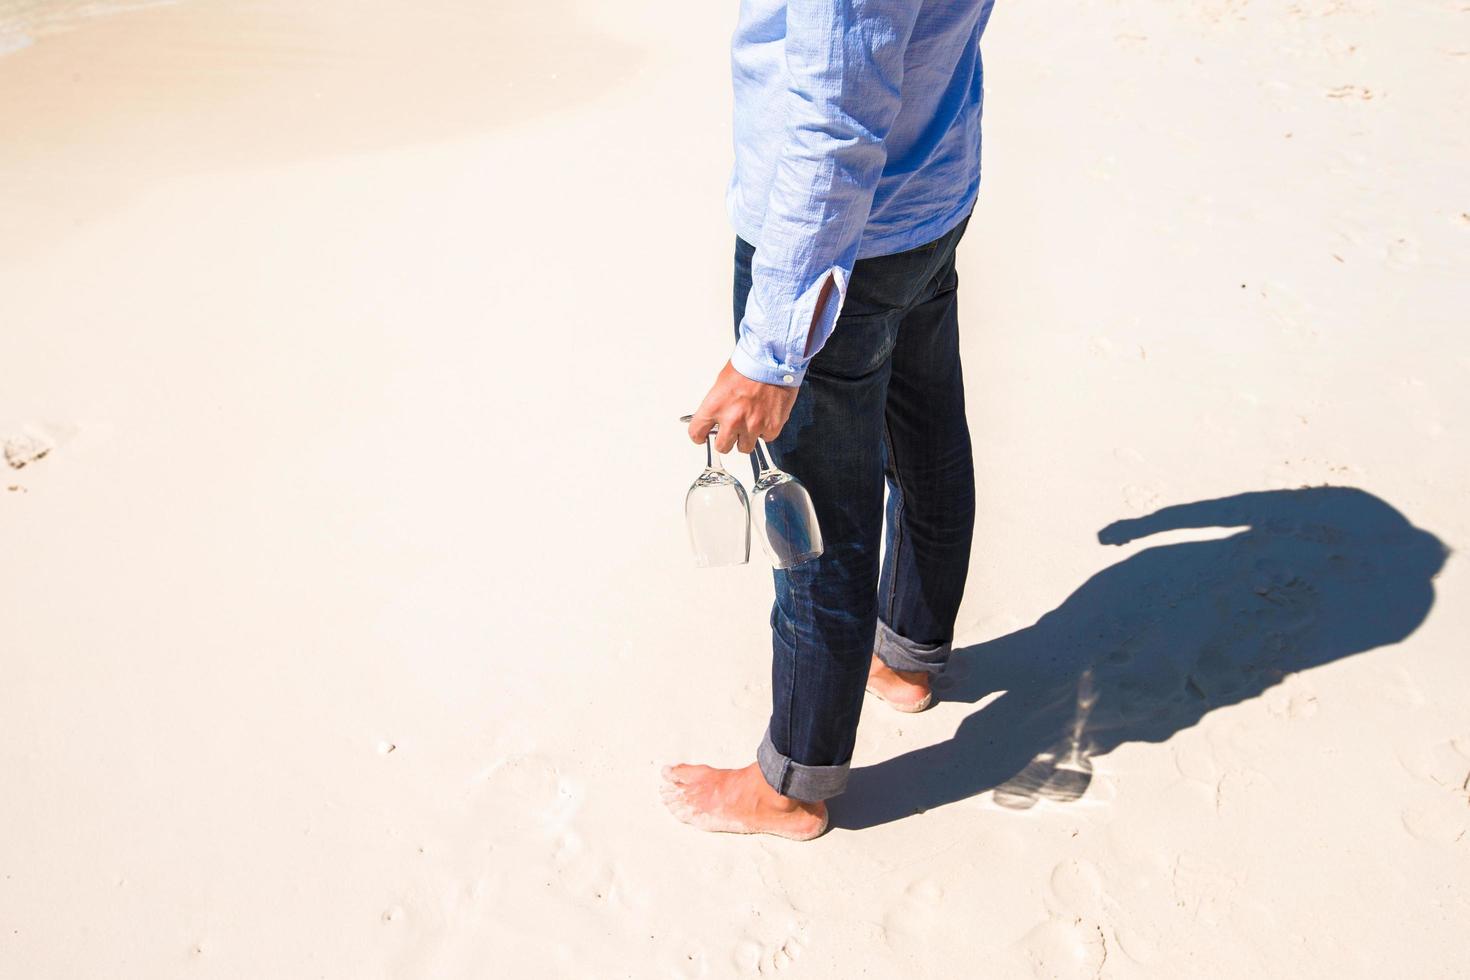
top-left (682, 420), bottom-right (750, 567)
top-left (750, 437), bottom-right (823, 568)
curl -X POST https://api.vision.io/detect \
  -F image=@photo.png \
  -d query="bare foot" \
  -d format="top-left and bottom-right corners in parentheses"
top-left (866, 653), bottom-right (934, 712)
top-left (659, 761), bottom-right (828, 841)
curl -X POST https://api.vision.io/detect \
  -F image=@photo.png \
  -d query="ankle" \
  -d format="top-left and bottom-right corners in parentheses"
top-left (780, 796), bottom-right (826, 817)
top-left (748, 766), bottom-right (824, 814)
top-left (871, 653), bottom-right (928, 681)
top-left (879, 661), bottom-right (930, 685)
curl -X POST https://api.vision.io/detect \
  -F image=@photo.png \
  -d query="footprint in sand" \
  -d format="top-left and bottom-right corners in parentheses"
top-left (1374, 665), bottom-right (1428, 709)
top-left (1170, 853), bottom-right (1241, 927)
top-left (550, 826), bottom-right (624, 908)
top-left (879, 876), bottom-right (944, 951)
top-left (1212, 768), bottom-right (1275, 817)
top-left (463, 752), bottom-right (624, 908)
top-left (1018, 916), bottom-right (1108, 979)
top-left (1395, 737), bottom-right (1470, 788)
top-left (731, 917), bottom-right (808, 976)
top-left (1043, 859), bottom-right (1105, 920)
top-left (1396, 737), bottom-right (1470, 844)
top-left (1021, 857), bottom-right (1156, 975)
top-left (1172, 734), bottom-right (1224, 786)
top-left (1173, 723), bottom-right (1280, 813)
top-left (725, 861), bottom-right (814, 974)
top-left (1401, 802), bottom-right (1468, 844)
top-left (1264, 678), bottom-right (1320, 720)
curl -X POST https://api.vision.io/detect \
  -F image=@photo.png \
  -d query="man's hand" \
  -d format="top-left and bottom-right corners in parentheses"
top-left (688, 360), bottom-right (799, 454)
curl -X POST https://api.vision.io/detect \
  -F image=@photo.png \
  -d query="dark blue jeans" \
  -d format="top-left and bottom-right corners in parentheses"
top-left (733, 214), bottom-right (976, 802)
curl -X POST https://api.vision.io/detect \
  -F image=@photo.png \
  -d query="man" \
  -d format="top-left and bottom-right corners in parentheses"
top-left (661, 0), bottom-right (996, 841)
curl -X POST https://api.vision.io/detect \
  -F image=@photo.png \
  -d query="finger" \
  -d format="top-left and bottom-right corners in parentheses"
top-left (713, 421), bottom-right (739, 455)
top-left (688, 415), bottom-right (716, 445)
top-left (737, 430), bottom-right (757, 454)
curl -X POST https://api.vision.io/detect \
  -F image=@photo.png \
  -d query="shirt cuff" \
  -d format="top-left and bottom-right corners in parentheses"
top-left (729, 343), bottom-right (806, 388)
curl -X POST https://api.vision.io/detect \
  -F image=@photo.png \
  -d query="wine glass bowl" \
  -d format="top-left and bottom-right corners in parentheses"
top-left (751, 438), bottom-right (823, 568)
top-left (679, 416), bottom-right (823, 570)
top-left (682, 419), bottom-right (750, 567)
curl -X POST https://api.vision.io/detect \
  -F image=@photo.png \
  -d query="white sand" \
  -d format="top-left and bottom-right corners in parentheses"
top-left (1, 0), bottom-right (1467, 976)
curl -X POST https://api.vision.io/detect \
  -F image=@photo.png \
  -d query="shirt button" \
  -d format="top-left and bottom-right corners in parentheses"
top-left (783, 374), bottom-right (795, 383)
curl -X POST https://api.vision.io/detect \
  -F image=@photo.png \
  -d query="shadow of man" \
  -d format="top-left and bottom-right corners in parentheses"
top-left (839, 486), bottom-right (1448, 830)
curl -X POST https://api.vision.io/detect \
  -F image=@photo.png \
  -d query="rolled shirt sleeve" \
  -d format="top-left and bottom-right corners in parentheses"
top-left (730, 0), bottom-right (923, 388)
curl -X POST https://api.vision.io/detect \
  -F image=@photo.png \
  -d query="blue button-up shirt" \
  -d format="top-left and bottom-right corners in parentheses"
top-left (727, 0), bottom-right (996, 387)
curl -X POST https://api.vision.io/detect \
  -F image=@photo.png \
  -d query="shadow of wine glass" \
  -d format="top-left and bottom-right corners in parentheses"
top-left (837, 486), bottom-right (1449, 830)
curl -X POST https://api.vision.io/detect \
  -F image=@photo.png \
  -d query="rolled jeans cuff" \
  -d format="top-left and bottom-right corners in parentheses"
top-left (757, 723), bottom-right (849, 803)
top-left (874, 618), bottom-right (951, 675)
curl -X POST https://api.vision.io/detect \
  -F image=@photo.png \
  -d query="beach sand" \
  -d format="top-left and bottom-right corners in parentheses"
top-left (1, 0), bottom-right (1467, 976)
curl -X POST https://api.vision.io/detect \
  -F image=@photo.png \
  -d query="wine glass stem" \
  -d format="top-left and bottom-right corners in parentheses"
top-left (706, 434), bottom-right (723, 472)
top-left (753, 437), bottom-right (774, 476)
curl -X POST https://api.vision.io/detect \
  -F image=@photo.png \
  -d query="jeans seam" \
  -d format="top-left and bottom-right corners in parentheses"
top-left (881, 414), bottom-right (907, 627)
top-left (781, 589), bottom-right (798, 790)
